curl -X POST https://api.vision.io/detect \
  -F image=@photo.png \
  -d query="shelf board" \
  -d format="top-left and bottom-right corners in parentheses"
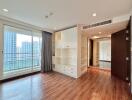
top-left (55, 64), bottom-right (77, 66)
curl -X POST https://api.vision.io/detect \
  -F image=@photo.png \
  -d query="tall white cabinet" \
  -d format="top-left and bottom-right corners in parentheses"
top-left (53, 27), bottom-right (78, 78)
top-left (53, 26), bottom-right (87, 78)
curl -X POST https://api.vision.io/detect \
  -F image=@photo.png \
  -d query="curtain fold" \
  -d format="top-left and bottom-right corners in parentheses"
top-left (41, 31), bottom-right (52, 72)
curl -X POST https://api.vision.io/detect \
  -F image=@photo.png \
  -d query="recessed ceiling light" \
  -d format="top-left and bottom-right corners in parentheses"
top-left (92, 13), bottom-right (96, 17)
top-left (93, 36), bottom-right (99, 39)
top-left (108, 35), bottom-right (111, 37)
top-left (49, 12), bottom-right (53, 16)
top-left (3, 9), bottom-right (8, 12)
top-left (44, 12), bottom-right (53, 19)
top-left (99, 32), bottom-right (101, 34)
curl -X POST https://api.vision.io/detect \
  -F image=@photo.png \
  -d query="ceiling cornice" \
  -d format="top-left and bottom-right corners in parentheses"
top-left (0, 15), bottom-right (54, 33)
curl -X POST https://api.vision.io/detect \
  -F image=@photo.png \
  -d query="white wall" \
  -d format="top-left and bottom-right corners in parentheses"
top-left (130, 9), bottom-right (132, 15)
top-left (0, 22), bottom-right (3, 80)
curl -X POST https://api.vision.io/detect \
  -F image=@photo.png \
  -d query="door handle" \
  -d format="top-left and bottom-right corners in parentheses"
top-left (126, 57), bottom-right (129, 61)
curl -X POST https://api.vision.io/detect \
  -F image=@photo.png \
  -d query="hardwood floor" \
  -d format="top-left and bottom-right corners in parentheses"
top-left (0, 68), bottom-right (131, 100)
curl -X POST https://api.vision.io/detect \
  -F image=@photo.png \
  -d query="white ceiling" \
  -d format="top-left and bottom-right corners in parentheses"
top-left (0, 0), bottom-right (132, 31)
top-left (82, 20), bottom-right (128, 38)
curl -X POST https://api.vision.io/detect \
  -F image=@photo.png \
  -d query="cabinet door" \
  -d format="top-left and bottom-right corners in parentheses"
top-left (61, 27), bottom-right (77, 43)
top-left (54, 64), bottom-right (63, 73)
top-left (64, 66), bottom-right (70, 75)
top-left (64, 65), bottom-right (77, 78)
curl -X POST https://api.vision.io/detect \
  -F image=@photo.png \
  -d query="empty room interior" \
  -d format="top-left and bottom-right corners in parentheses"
top-left (0, 0), bottom-right (132, 100)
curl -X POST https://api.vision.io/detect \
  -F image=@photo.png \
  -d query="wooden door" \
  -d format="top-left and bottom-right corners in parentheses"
top-left (111, 29), bottom-right (129, 81)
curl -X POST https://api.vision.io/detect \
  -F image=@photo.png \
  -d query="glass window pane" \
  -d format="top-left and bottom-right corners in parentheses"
top-left (33, 36), bottom-right (42, 69)
top-left (3, 26), bottom-right (33, 72)
top-left (3, 25), bottom-right (42, 73)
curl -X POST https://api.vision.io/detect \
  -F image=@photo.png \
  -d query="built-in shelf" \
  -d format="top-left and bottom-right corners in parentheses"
top-left (54, 27), bottom-right (78, 78)
top-left (53, 26), bottom-right (89, 78)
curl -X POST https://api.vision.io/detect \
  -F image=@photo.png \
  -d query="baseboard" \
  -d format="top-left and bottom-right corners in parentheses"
top-left (90, 66), bottom-right (111, 72)
top-left (0, 71), bottom-right (40, 83)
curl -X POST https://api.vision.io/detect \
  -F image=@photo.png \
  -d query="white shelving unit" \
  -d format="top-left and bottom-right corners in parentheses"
top-left (54, 27), bottom-right (78, 78)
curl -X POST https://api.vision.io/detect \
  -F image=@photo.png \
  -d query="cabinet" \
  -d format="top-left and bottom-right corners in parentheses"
top-left (53, 27), bottom-right (78, 78)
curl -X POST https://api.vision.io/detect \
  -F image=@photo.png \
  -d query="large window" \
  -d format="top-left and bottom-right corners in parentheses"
top-left (3, 25), bottom-right (42, 73)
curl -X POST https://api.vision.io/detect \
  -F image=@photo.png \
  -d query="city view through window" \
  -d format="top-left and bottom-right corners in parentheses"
top-left (3, 26), bottom-right (42, 72)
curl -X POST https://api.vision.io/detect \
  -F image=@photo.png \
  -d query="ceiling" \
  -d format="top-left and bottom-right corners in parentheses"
top-left (0, 0), bottom-right (132, 31)
top-left (82, 20), bottom-right (128, 39)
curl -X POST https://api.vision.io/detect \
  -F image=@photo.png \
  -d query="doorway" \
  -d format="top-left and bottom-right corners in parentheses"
top-left (98, 39), bottom-right (111, 70)
top-left (85, 21), bottom-right (131, 82)
top-left (88, 37), bottom-right (111, 71)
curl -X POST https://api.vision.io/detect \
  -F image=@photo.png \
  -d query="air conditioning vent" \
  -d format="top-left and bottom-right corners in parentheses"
top-left (83, 20), bottom-right (112, 29)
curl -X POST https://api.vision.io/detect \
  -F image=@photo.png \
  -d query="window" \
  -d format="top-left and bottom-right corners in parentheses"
top-left (3, 25), bottom-right (42, 74)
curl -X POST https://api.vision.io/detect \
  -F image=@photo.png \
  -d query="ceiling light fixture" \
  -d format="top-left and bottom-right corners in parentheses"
top-left (93, 36), bottom-right (99, 39)
top-left (92, 13), bottom-right (96, 17)
top-left (49, 12), bottom-right (53, 16)
top-left (3, 9), bottom-right (8, 12)
top-left (99, 32), bottom-right (101, 34)
top-left (44, 12), bottom-right (53, 19)
top-left (108, 35), bottom-right (111, 37)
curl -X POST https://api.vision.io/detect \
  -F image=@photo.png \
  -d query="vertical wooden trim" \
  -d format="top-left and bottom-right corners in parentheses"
top-left (130, 16), bottom-right (132, 93)
top-left (89, 39), bottom-right (93, 66)
top-left (87, 38), bottom-right (88, 71)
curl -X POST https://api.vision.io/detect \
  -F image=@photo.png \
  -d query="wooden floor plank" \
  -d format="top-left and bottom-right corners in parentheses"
top-left (0, 68), bottom-right (131, 100)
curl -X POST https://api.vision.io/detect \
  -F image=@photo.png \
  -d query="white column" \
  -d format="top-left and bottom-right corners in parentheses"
top-left (77, 25), bottom-right (82, 78)
top-left (0, 22), bottom-right (3, 80)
